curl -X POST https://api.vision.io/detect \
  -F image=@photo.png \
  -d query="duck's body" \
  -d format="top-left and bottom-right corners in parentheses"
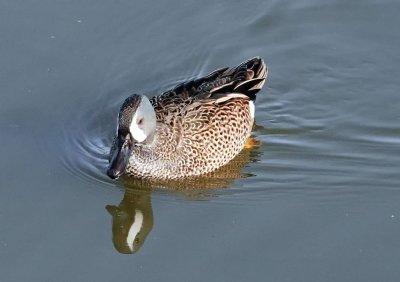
top-left (107, 57), bottom-right (267, 180)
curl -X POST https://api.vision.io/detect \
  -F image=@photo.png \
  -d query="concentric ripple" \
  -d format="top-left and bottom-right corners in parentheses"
top-left (39, 92), bottom-right (122, 187)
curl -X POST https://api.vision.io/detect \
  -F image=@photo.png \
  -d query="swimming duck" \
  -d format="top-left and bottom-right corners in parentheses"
top-left (107, 57), bottom-right (268, 180)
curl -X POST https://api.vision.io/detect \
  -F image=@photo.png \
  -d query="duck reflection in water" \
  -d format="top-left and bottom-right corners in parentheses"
top-left (106, 190), bottom-right (153, 254)
top-left (106, 135), bottom-right (261, 254)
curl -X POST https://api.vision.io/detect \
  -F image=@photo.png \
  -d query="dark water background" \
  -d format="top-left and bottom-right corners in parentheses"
top-left (1, 0), bottom-right (400, 281)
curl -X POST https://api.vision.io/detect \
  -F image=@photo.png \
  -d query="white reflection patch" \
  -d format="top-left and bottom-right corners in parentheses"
top-left (126, 209), bottom-right (144, 251)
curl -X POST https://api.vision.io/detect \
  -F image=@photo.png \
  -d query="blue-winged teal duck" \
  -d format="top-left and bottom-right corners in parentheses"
top-left (107, 57), bottom-right (268, 180)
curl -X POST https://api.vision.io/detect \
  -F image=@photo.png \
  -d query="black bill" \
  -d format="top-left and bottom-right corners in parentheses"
top-left (107, 133), bottom-right (132, 179)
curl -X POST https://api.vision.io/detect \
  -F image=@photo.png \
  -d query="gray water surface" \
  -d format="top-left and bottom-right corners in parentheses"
top-left (1, 0), bottom-right (400, 281)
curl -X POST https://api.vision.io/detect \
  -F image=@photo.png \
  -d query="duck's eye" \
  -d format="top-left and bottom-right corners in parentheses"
top-left (137, 118), bottom-right (143, 126)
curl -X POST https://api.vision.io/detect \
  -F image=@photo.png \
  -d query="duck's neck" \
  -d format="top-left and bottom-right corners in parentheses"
top-left (142, 130), bottom-right (157, 146)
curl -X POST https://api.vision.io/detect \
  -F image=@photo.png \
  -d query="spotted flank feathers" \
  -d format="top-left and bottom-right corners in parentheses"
top-left (107, 57), bottom-right (268, 180)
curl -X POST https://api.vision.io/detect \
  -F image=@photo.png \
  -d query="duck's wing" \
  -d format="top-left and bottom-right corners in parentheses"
top-left (149, 67), bottom-right (226, 123)
top-left (150, 57), bottom-right (267, 123)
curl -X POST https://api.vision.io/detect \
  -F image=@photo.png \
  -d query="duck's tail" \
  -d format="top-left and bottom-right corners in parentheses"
top-left (163, 57), bottom-right (267, 102)
top-left (197, 57), bottom-right (267, 101)
top-left (228, 57), bottom-right (268, 101)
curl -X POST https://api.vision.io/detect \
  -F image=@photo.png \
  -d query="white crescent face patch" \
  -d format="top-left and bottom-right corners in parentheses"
top-left (128, 96), bottom-right (156, 143)
top-left (129, 112), bottom-right (147, 143)
top-left (126, 209), bottom-right (144, 251)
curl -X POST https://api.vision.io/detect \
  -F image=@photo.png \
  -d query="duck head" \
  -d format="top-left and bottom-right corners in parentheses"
top-left (107, 94), bottom-right (156, 179)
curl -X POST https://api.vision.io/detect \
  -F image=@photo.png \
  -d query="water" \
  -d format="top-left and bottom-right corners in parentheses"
top-left (1, 0), bottom-right (400, 281)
